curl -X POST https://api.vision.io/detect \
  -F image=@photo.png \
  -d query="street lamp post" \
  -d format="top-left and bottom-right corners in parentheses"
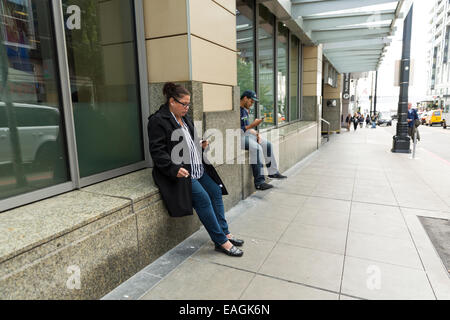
top-left (392, 4), bottom-right (413, 153)
top-left (374, 71), bottom-right (378, 116)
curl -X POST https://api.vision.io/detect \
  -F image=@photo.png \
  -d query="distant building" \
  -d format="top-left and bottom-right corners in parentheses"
top-left (427, 0), bottom-right (450, 112)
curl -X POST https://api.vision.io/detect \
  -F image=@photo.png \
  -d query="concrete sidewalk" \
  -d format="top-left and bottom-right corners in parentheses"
top-left (103, 126), bottom-right (450, 300)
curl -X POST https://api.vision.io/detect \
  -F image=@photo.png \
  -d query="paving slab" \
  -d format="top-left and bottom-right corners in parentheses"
top-left (346, 232), bottom-right (423, 270)
top-left (258, 243), bottom-right (344, 292)
top-left (140, 258), bottom-right (254, 300)
top-left (240, 275), bottom-right (339, 300)
top-left (279, 223), bottom-right (348, 255)
top-left (302, 197), bottom-right (352, 214)
top-left (192, 236), bottom-right (276, 273)
top-left (228, 215), bottom-right (290, 242)
top-left (341, 256), bottom-right (435, 300)
top-left (241, 203), bottom-right (301, 222)
top-left (295, 206), bottom-right (349, 227)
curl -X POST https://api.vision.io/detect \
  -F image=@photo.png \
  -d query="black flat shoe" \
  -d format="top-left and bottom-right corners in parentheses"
top-left (228, 237), bottom-right (244, 247)
top-left (269, 173), bottom-right (287, 179)
top-left (215, 244), bottom-right (244, 257)
top-left (255, 183), bottom-right (273, 190)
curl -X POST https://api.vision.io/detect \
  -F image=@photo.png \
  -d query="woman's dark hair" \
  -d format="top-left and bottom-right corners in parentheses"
top-left (163, 82), bottom-right (190, 103)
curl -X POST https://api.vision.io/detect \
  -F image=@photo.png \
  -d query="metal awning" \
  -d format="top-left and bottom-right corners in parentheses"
top-left (290, 0), bottom-right (406, 73)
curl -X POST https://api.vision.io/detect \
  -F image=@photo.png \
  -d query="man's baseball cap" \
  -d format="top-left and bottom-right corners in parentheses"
top-left (241, 90), bottom-right (259, 102)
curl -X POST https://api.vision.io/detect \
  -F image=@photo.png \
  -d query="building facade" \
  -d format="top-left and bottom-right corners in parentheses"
top-left (0, 0), bottom-right (325, 299)
top-left (427, 0), bottom-right (450, 111)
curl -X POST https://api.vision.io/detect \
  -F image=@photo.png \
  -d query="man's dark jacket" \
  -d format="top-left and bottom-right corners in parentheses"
top-left (147, 104), bottom-right (228, 217)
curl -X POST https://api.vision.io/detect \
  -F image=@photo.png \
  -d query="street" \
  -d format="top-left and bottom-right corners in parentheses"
top-left (376, 120), bottom-right (450, 170)
top-left (409, 123), bottom-right (450, 163)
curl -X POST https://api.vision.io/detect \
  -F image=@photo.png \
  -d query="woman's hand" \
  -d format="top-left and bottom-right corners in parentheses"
top-left (177, 168), bottom-right (190, 178)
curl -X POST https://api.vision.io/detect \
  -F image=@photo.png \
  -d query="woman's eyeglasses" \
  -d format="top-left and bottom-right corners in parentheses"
top-left (174, 97), bottom-right (191, 108)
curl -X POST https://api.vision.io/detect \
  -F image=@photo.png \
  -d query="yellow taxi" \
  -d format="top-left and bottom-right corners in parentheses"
top-left (426, 110), bottom-right (443, 126)
top-left (263, 112), bottom-right (286, 124)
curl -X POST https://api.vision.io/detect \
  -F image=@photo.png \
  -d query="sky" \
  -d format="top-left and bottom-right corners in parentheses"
top-left (376, 0), bottom-right (433, 111)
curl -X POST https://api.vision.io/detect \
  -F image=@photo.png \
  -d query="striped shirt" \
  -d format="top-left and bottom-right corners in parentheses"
top-left (171, 113), bottom-right (204, 180)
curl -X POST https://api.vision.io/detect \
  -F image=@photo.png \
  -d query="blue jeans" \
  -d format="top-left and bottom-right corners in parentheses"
top-left (192, 172), bottom-right (230, 245)
top-left (241, 133), bottom-right (279, 187)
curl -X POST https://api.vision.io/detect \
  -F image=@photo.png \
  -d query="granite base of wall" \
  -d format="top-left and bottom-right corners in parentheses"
top-left (323, 99), bottom-right (342, 132)
top-left (303, 96), bottom-right (319, 121)
top-left (278, 123), bottom-right (318, 173)
top-left (135, 195), bottom-right (202, 270)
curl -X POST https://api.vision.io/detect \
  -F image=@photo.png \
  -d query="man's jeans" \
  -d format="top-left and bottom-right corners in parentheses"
top-left (241, 132), bottom-right (279, 187)
top-left (192, 172), bottom-right (230, 245)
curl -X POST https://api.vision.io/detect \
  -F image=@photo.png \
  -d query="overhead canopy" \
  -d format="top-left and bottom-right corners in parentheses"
top-left (291, 0), bottom-right (406, 73)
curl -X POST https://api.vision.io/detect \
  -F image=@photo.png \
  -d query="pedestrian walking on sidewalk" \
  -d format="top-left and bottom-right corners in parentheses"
top-left (345, 114), bottom-right (352, 131)
top-left (352, 113), bottom-right (359, 131)
top-left (359, 114), bottom-right (364, 128)
top-left (365, 114), bottom-right (371, 128)
top-left (148, 82), bottom-right (244, 257)
top-left (407, 103), bottom-right (420, 141)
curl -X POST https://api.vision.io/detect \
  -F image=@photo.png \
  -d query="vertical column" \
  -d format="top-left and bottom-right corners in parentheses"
top-left (302, 45), bottom-right (323, 148)
top-left (143, 0), bottom-right (191, 115)
top-left (323, 74), bottom-right (343, 133)
top-left (143, 0), bottom-right (237, 119)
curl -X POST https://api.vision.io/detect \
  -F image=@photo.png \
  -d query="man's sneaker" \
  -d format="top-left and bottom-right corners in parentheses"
top-left (268, 173), bottom-right (287, 179)
top-left (255, 183), bottom-right (273, 190)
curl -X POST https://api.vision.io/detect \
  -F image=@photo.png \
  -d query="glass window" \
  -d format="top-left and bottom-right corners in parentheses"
top-left (290, 35), bottom-right (300, 121)
top-left (236, 0), bottom-right (255, 123)
top-left (0, 0), bottom-right (70, 201)
top-left (257, 4), bottom-right (275, 129)
top-left (277, 22), bottom-right (288, 125)
top-left (63, 0), bottom-right (144, 178)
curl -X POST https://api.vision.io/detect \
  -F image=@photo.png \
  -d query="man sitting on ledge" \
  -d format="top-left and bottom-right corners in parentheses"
top-left (240, 90), bottom-right (287, 191)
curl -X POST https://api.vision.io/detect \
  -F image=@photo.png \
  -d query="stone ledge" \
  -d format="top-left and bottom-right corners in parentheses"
top-left (82, 168), bottom-right (160, 211)
top-left (0, 191), bottom-right (131, 265)
top-left (277, 121), bottom-right (317, 138)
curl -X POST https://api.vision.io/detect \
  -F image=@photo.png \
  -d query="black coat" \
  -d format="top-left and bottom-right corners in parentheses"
top-left (147, 104), bottom-right (228, 217)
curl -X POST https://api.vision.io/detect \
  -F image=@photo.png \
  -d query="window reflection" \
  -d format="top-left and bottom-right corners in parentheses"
top-left (257, 4), bottom-right (274, 129)
top-left (290, 35), bottom-right (300, 121)
top-left (63, 0), bottom-right (144, 178)
top-left (0, 0), bottom-right (69, 201)
top-left (277, 22), bottom-right (288, 124)
top-left (236, 0), bottom-right (255, 123)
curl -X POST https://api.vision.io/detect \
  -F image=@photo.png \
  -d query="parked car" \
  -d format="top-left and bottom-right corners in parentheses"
top-left (377, 113), bottom-right (392, 126)
top-left (421, 111), bottom-right (429, 125)
top-left (0, 102), bottom-right (60, 168)
top-left (426, 110), bottom-right (443, 126)
top-left (417, 111), bottom-right (424, 120)
top-left (263, 112), bottom-right (286, 124)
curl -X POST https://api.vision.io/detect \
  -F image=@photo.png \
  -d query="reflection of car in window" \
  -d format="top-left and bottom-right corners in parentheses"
top-left (0, 103), bottom-right (60, 168)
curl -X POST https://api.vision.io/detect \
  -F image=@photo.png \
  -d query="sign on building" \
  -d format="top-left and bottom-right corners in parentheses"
top-left (343, 73), bottom-right (350, 100)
